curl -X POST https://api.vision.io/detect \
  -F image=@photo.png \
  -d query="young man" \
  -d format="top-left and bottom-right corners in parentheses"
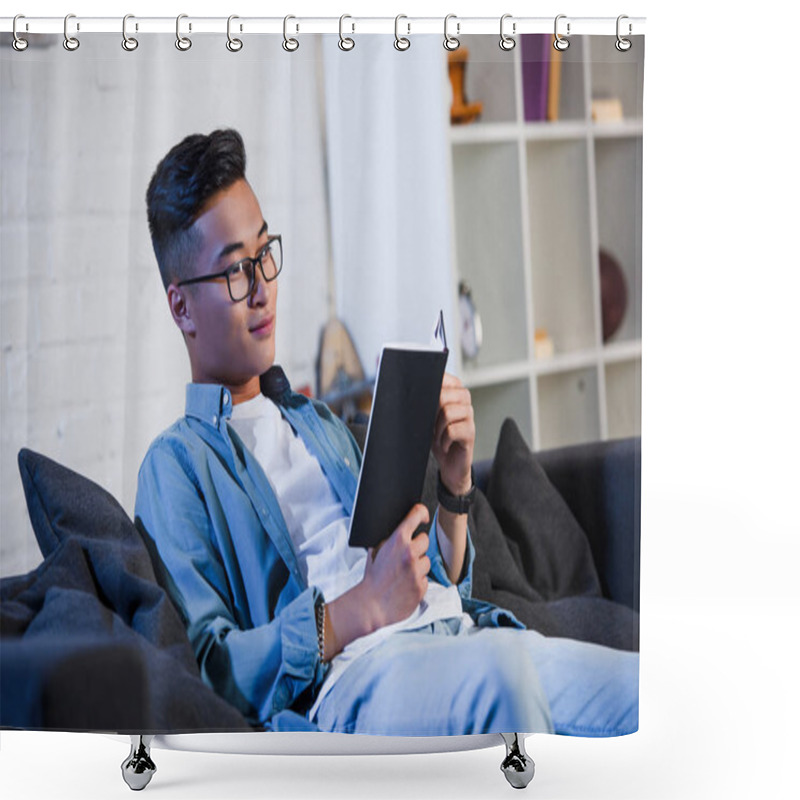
top-left (136, 129), bottom-right (638, 736)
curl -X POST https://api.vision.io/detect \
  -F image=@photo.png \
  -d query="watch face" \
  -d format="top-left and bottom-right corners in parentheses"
top-left (459, 290), bottom-right (482, 360)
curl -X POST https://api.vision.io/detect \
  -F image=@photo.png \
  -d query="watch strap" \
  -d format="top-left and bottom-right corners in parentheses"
top-left (436, 469), bottom-right (476, 515)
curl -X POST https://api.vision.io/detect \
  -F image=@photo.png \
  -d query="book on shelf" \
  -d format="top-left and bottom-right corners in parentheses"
top-left (521, 34), bottom-right (550, 122)
top-left (547, 38), bottom-right (562, 121)
top-left (521, 35), bottom-right (563, 123)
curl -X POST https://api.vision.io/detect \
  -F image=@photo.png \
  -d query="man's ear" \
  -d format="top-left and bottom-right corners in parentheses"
top-left (167, 283), bottom-right (196, 335)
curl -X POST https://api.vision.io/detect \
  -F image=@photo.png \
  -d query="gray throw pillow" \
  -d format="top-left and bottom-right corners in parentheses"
top-left (486, 419), bottom-right (602, 600)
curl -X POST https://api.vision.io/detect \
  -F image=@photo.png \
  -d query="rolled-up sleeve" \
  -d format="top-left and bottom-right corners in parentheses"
top-left (135, 441), bottom-right (327, 728)
top-left (426, 508), bottom-right (475, 600)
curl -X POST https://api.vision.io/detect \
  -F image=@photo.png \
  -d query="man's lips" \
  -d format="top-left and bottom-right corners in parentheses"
top-left (250, 315), bottom-right (274, 334)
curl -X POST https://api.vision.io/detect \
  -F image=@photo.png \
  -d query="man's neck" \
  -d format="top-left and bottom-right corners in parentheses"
top-left (228, 377), bottom-right (262, 405)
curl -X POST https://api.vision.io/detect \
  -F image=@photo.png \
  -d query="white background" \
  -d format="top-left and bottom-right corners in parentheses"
top-left (2, 1), bottom-right (799, 799)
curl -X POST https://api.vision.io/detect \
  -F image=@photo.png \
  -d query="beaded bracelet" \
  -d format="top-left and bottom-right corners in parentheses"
top-left (315, 600), bottom-right (326, 662)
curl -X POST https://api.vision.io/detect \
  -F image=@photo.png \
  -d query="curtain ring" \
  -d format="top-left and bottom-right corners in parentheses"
top-left (615, 14), bottom-right (632, 52)
top-left (176, 14), bottom-right (192, 51)
top-left (63, 13), bottom-right (80, 51)
top-left (553, 14), bottom-right (570, 51)
top-left (394, 15), bottom-right (410, 51)
top-left (283, 15), bottom-right (299, 52)
top-left (12, 15), bottom-right (29, 52)
top-left (338, 14), bottom-right (355, 51)
top-left (443, 14), bottom-right (460, 51)
top-left (499, 14), bottom-right (515, 51)
top-left (122, 14), bottom-right (139, 51)
top-left (227, 15), bottom-right (243, 51)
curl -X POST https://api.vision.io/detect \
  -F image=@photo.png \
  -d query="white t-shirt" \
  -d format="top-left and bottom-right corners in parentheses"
top-left (228, 394), bottom-right (472, 716)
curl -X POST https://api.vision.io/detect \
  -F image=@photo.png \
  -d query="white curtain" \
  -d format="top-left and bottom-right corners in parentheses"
top-left (0, 34), bottom-right (331, 576)
top-left (322, 35), bottom-right (455, 375)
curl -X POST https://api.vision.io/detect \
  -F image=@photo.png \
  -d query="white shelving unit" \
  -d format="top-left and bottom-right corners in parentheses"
top-left (446, 35), bottom-right (644, 459)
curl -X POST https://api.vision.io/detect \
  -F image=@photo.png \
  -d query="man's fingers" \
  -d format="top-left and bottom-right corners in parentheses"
top-left (410, 531), bottom-right (430, 559)
top-left (397, 503), bottom-right (429, 541)
top-left (439, 419), bottom-right (475, 451)
top-left (435, 399), bottom-right (473, 444)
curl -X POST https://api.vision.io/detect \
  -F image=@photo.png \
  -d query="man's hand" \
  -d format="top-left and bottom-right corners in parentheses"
top-left (432, 373), bottom-right (475, 495)
top-left (324, 504), bottom-right (430, 660)
top-left (362, 503), bottom-right (431, 629)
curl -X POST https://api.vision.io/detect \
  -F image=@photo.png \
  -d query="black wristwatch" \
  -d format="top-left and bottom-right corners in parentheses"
top-left (436, 469), bottom-right (476, 515)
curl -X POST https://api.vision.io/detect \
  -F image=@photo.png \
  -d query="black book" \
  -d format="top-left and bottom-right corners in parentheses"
top-left (348, 314), bottom-right (449, 549)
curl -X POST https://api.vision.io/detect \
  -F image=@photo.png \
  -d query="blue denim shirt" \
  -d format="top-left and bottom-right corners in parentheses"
top-left (134, 367), bottom-right (516, 730)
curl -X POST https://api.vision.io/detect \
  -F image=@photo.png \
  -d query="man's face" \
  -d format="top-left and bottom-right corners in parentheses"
top-left (175, 178), bottom-right (278, 397)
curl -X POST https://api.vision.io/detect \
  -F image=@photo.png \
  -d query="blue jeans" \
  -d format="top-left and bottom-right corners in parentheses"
top-left (312, 619), bottom-right (639, 737)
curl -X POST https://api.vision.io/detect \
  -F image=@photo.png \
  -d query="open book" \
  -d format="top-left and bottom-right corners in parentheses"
top-left (348, 312), bottom-right (449, 549)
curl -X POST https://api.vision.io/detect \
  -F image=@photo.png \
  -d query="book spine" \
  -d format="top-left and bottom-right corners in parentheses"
top-left (521, 35), bottom-right (551, 122)
top-left (547, 36), bottom-right (562, 121)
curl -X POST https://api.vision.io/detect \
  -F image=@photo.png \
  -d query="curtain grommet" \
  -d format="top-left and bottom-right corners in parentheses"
top-left (12, 15), bottom-right (29, 52)
top-left (63, 13), bottom-right (80, 51)
top-left (499, 14), bottom-right (516, 51)
top-left (176, 14), bottom-right (192, 51)
top-left (283, 15), bottom-right (299, 52)
top-left (443, 14), bottom-right (460, 51)
top-left (338, 14), bottom-right (355, 51)
top-left (226, 15), bottom-right (243, 52)
top-left (615, 15), bottom-right (632, 52)
top-left (394, 15), bottom-right (411, 51)
top-left (122, 14), bottom-right (139, 51)
top-left (554, 14), bottom-right (570, 51)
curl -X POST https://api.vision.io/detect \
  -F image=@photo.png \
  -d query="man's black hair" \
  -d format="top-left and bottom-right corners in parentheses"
top-left (146, 128), bottom-right (247, 291)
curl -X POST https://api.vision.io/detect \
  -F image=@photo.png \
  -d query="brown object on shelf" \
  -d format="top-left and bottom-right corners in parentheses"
top-left (599, 249), bottom-right (628, 342)
top-left (448, 49), bottom-right (483, 125)
top-left (534, 328), bottom-right (554, 359)
top-left (316, 317), bottom-right (373, 421)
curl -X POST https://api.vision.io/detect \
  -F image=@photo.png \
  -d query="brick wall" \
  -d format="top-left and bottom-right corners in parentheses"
top-left (1, 35), bottom-right (331, 576)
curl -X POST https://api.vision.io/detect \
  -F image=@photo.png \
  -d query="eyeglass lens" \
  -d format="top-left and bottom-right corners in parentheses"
top-left (229, 240), bottom-right (281, 301)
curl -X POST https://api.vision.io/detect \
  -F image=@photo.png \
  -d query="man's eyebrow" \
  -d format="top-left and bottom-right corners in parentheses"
top-left (215, 220), bottom-right (269, 264)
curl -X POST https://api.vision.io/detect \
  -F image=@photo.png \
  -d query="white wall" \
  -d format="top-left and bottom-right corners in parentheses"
top-left (1, 34), bottom-right (332, 576)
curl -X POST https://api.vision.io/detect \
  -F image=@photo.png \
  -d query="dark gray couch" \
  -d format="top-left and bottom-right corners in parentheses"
top-left (1, 422), bottom-right (640, 732)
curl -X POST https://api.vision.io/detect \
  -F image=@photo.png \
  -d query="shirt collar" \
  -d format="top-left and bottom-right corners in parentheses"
top-left (185, 365), bottom-right (292, 428)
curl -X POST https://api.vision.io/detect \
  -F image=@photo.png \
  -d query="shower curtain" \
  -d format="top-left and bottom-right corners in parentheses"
top-left (0, 17), bottom-right (643, 751)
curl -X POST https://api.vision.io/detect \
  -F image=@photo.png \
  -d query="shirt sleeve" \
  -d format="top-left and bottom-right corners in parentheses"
top-left (426, 507), bottom-right (475, 600)
top-left (134, 438), bottom-right (328, 729)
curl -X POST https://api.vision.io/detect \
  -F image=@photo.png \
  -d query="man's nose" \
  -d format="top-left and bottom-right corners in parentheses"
top-left (249, 264), bottom-right (270, 305)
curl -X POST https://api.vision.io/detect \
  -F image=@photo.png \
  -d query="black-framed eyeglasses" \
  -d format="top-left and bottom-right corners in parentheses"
top-left (177, 234), bottom-right (283, 302)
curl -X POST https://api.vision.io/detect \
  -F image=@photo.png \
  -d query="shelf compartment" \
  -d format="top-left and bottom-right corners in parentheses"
top-left (594, 135), bottom-right (643, 343)
top-left (452, 34), bottom-right (517, 126)
top-left (605, 357), bottom-right (641, 440)
top-left (451, 142), bottom-right (528, 369)
top-left (537, 366), bottom-right (601, 450)
top-left (587, 35), bottom-right (645, 122)
top-left (541, 34), bottom-right (588, 123)
top-left (526, 139), bottom-right (596, 355)
top-left (470, 378), bottom-right (533, 462)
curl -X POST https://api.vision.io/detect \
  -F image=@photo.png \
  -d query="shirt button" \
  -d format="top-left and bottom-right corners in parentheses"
top-left (212, 415), bottom-right (218, 425)
top-left (223, 391), bottom-right (230, 405)
top-left (344, 457), bottom-right (351, 467)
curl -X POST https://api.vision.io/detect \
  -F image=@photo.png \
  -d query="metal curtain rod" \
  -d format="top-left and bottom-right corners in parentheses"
top-left (0, 15), bottom-right (646, 37)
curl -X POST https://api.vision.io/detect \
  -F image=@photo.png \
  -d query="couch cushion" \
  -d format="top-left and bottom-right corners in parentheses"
top-left (6, 448), bottom-right (254, 731)
top-left (486, 419), bottom-right (602, 601)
